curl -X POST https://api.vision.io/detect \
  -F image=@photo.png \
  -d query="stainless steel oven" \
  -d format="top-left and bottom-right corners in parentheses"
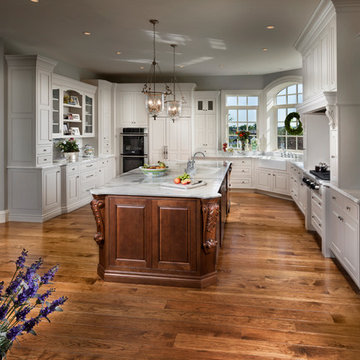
top-left (120, 128), bottom-right (148, 173)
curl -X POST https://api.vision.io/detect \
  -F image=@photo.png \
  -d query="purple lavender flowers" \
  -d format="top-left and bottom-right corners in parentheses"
top-left (0, 249), bottom-right (68, 358)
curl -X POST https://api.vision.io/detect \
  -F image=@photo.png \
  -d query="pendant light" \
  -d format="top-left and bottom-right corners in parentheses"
top-left (166, 44), bottom-right (183, 122)
top-left (142, 19), bottom-right (171, 120)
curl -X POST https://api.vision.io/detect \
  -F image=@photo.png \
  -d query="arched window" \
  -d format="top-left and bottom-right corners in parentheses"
top-left (275, 84), bottom-right (303, 150)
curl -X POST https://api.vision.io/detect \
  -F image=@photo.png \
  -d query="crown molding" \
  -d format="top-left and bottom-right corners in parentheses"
top-left (332, 0), bottom-right (360, 12)
top-left (294, 0), bottom-right (336, 54)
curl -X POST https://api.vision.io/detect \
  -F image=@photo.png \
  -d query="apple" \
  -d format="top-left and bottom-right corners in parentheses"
top-left (174, 177), bottom-right (181, 184)
top-left (181, 179), bottom-right (191, 185)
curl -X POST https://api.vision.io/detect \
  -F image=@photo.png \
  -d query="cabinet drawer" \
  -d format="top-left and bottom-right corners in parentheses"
top-left (80, 171), bottom-right (97, 184)
top-left (234, 159), bottom-right (252, 167)
top-left (233, 167), bottom-right (252, 176)
top-left (311, 212), bottom-right (322, 236)
top-left (80, 161), bottom-right (98, 172)
top-left (99, 159), bottom-right (109, 168)
top-left (311, 198), bottom-right (322, 221)
top-left (37, 145), bottom-right (52, 156)
top-left (231, 178), bottom-right (252, 188)
top-left (66, 164), bottom-right (79, 174)
top-left (37, 155), bottom-right (52, 166)
top-left (330, 189), bottom-right (359, 221)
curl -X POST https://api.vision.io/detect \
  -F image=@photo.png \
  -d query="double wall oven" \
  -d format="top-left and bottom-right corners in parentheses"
top-left (120, 128), bottom-right (148, 173)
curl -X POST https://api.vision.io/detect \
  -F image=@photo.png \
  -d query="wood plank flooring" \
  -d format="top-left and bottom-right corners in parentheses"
top-left (1, 192), bottom-right (360, 359)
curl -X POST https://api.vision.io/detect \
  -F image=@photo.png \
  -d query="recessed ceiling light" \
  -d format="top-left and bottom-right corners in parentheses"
top-left (178, 65), bottom-right (184, 68)
top-left (83, 31), bottom-right (91, 36)
top-left (266, 25), bottom-right (275, 30)
top-left (30, 0), bottom-right (39, 2)
top-left (140, 66), bottom-right (145, 70)
top-left (219, 64), bottom-right (224, 68)
top-left (116, 51), bottom-right (122, 55)
top-left (263, 48), bottom-right (268, 52)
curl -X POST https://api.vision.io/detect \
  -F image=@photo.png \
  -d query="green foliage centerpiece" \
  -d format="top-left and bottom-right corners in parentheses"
top-left (0, 249), bottom-right (67, 359)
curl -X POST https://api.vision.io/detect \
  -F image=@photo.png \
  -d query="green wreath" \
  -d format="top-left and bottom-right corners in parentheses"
top-left (285, 112), bottom-right (303, 135)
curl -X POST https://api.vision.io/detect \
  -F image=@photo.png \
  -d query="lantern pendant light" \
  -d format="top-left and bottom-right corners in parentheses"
top-left (166, 44), bottom-right (183, 122)
top-left (142, 19), bottom-right (171, 120)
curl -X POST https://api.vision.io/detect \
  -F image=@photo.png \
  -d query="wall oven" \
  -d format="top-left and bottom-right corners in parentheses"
top-left (120, 128), bottom-right (148, 173)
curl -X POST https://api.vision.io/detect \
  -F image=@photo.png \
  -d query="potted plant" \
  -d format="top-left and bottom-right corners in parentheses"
top-left (0, 249), bottom-right (67, 359)
top-left (236, 130), bottom-right (250, 151)
top-left (56, 138), bottom-right (80, 162)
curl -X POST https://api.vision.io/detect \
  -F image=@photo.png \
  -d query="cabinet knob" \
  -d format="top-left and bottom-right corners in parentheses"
top-left (346, 206), bottom-right (351, 211)
top-left (331, 155), bottom-right (335, 159)
top-left (332, 196), bottom-right (336, 200)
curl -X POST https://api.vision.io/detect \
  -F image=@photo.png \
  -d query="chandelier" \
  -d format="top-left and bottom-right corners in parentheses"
top-left (142, 19), bottom-right (171, 120)
top-left (166, 44), bottom-right (183, 122)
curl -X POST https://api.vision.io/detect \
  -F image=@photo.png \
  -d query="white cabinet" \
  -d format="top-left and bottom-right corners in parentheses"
top-left (328, 188), bottom-right (359, 286)
top-left (230, 158), bottom-right (254, 188)
top-left (116, 85), bottom-right (148, 128)
top-left (295, 4), bottom-right (336, 103)
top-left (42, 167), bottom-right (61, 212)
top-left (85, 80), bottom-right (115, 156)
top-left (6, 55), bottom-right (56, 167)
top-left (52, 75), bottom-right (97, 139)
top-left (194, 91), bottom-right (219, 153)
top-left (329, 128), bottom-right (338, 185)
top-left (255, 168), bottom-right (289, 195)
top-left (149, 117), bottom-right (191, 163)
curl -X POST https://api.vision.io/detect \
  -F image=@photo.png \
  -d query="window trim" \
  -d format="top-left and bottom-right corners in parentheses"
top-left (221, 90), bottom-right (261, 149)
top-left (274, 83), bottom-right (303, 151)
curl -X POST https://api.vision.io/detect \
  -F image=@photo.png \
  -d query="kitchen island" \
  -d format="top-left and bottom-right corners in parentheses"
top-left (90, 160), bottom-right (232, 288)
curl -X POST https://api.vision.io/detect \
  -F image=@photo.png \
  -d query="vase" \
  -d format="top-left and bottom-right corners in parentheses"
top-left (64, 152), bottom-right (78, 162)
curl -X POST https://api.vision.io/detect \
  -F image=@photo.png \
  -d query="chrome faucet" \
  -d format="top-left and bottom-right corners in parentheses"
top-left (186, 151), bottom-right (205, 173)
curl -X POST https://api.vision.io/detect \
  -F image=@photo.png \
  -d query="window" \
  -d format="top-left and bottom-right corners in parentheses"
top-left (276, 84), bottom-right (303, 150)
top-left (226, 95), bottom-right (258, 148)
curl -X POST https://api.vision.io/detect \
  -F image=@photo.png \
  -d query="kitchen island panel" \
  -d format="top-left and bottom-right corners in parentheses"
top-left (108, 196), bottom-right (151, 269)
top-left (152, 198), bottom-right (197, 272)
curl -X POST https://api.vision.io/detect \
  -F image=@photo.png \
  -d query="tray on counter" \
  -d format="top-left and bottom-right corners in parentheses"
top-left (160, 180), bottom-right (207, 190)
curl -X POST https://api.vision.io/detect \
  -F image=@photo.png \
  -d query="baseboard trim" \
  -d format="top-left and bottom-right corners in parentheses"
top-left (0, 210), bottom-right (9, 223)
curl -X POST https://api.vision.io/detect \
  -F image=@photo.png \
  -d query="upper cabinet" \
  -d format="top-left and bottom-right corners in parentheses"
top-left (193, 91), bottom-right (219, 153)
top-left (115, 84), bottom-right (148, 128)
top-left (6, 55), bottom-right (57, 167)
top-left (295, 1), bottom-right (336, 111)
top-left (52, 74), bottom-right (97, 139)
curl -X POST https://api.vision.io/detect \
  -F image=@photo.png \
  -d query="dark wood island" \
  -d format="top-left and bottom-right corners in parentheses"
top-left (90, 161), bottom-right (231, 288)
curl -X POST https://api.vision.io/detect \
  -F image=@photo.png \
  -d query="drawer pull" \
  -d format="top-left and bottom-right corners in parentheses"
top-left (43, 149), bottom-right (47, 152)
top-left (86, 164), bottom-right (93, 168)
top-left (332, 196), bottom-right (336, 200)
top-left (338, 216), bottom-right (344, 222)
top-left (318, 202), bottom-right (321, 206)
top-left (346, 206), bottom-right (351, 211)
top-left (72, 168), bottom-right (76, 171)
top-left (44, 158), bottom-right (47, 161)
top-left (86, 174), bottom-right (94, 179)
top-left (318, 223), bottom-right (322, 228)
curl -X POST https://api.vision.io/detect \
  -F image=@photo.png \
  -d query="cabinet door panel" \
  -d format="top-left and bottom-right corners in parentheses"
top-left (43, 169), bottom-right (61, 210)
top-left (67, 174), bottom-right (80, 204)
top-left (108, 197), bottom-right (151, 268)
top-left (343, 217), bottom-right (359, 278)
top-left (329, 208), bottom-right (342, 258)
top-left (205, 114), bottom-right (217, 150)
top-left (152, 199), bottom-right (197, 272)
top-left (272, 172), bottom-right (289, 195)
top-left (256, 170), bottom-right (271, 191)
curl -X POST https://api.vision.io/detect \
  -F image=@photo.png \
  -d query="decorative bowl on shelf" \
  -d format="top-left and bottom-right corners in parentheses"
top-left (139, 166), bottom-right (168, 177)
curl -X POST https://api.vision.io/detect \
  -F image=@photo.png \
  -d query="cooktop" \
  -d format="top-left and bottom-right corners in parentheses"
top-left (309, 170), bottom-right (330, 181)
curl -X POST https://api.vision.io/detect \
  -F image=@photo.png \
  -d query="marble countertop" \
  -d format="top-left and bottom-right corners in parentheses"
top-left (91, 160), bottom-right (231, 199)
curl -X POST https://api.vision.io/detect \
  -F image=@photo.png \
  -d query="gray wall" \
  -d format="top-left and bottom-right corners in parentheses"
top-left (4, 40), bottom-right (97, 81)
top-left (101, 69), bottom-right (302, 91)
top-left (0, 39), bottom-right (5, 211)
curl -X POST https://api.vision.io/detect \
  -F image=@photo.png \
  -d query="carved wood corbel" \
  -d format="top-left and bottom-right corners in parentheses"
top-left (325, 105), bottom-right (337, 130)
top-left (90, 195), bottom-right (106, 246)
top-left (201, 199), bottom-right (220, 254)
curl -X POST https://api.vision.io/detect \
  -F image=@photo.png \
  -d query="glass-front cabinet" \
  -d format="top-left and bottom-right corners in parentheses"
top-left (51, 83), bottom-right (96, 138)
top-left (84, 94), bottom-right (94, 136)
top-left (52, 88), bottom-right (61, 137)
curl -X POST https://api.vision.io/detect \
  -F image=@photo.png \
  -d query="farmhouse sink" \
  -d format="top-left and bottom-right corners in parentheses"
top-left (258, 157), bottom-right (287, 171)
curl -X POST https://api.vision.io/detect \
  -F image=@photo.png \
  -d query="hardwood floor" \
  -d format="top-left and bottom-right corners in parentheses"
top-left (1, 192), bottom-right (360, 359)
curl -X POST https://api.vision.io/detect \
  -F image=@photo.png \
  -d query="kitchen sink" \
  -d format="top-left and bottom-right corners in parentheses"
top-left (258, 158), bottom-right (287, 171)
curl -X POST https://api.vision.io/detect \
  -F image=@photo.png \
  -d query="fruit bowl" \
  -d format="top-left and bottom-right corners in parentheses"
top-left (139, 166), bottom-right (168, 177)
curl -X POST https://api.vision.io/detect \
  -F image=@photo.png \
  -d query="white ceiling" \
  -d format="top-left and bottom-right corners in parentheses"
top-left (0, 0), bottom-right (321, 76)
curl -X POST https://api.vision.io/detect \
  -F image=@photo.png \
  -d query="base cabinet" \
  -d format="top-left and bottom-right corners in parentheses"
top-left (328, 188), bottom-right (360, 286)
top-left (255, 169), bottom-right (289, 195)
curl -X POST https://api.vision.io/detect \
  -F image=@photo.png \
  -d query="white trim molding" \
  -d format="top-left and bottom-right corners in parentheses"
top-left (0, 210), bottom-right (9, 223)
